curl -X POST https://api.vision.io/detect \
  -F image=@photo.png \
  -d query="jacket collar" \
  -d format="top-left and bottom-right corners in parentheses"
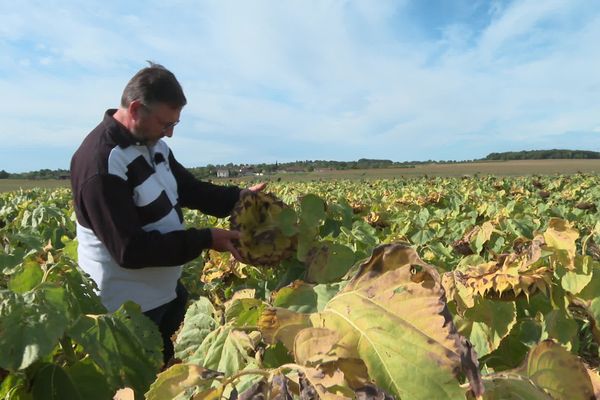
top-left (104, 109), bottom-right (144, 148)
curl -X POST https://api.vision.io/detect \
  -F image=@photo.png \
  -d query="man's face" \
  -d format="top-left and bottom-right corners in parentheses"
top-left (132, 102), bottom-right (181, 146)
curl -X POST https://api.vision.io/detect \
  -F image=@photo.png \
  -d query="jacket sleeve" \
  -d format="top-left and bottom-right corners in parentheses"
top-left (168, 151), bottom-right (242, 217)
top-left (78, 173), bottom-right (213, 269)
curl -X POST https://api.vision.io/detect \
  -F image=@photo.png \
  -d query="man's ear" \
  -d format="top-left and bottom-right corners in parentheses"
top-left (129, 100), bottom-right (144, 121)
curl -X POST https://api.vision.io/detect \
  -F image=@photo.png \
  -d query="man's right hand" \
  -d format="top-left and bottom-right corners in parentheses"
top-left (209, 228), bottom-right (243, 262)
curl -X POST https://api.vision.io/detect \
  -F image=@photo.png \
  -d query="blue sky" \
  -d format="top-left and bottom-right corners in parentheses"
top-left (1, 0), bottom-right (599, 172)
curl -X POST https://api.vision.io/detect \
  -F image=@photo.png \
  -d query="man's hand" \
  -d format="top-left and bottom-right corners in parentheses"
top-left (209, 228), bottom-right (243, 262)
top-left (239, 182), bottom-right (267, 199)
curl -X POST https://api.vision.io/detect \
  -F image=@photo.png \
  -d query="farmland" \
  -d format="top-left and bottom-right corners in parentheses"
top-left (1, 171), bottom-right (600, 399)
top-left (265, 159), bottom-right (600, 180)
top-left (2, 160), bottom-right (600, 194)
top-left (0, 179), bottom-right (70, 193)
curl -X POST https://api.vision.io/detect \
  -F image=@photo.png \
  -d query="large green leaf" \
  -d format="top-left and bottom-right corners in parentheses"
top-left (0, 285), bottom-right (69, 370)
top-left (31, 363), bottom-right (82, 400)
top-left (59, 260), bottom-right (106, 317)
top-left (7, 259), bottom-right (43, 294)
top-left (299, 194), bottom-right (326, 227)
top-left (177, 324), bottom-right (262, 397)
top-left (175, 297), bottom-right (218, 361)
top-left (297, 195), bottom-right (326, 262)
top-left (542, 310), bottom-right (578, 346)
top-left (68, 302), bottom-right (162, 399)
top-left (225, 298), bottom-right (266, 327)
top-left (483, 318), bottom-right (542, 371)
top-left (64, 358), bottom-right (112, 400)
top-left (272, 281), bottom-right (342, 313)
top-left (462, 299), bottom-right (517, 357)
top-left (275, 207), bottom-right (298, 237)
top-left (174, 298), bottom-right (260, 391)
top-left (305, 242), bottom-right (356, 284)
top-left (187, 326), bottom-right (257, 375)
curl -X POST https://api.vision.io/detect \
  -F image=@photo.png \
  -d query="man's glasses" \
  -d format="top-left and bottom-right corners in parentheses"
top-left (160, 119), bottom-right (179, 133)
top-left (141, 104), bottom-right (180, 133)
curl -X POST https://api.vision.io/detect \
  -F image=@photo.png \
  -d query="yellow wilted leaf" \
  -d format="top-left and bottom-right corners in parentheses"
top-left (525, 340), bottom-right (596, 400)
top-left (544, 218), bottom-right (579, 267)
top-left (317, 243), bottom-right (483, 400)
top-left (145, 364), bottom-right (223, 400)
top-left (294, 327), bottom-right (341, 366)
top-left (259, 308), bottom-right (313, 351)
top-left (300, 366), bottom-right (354, 399)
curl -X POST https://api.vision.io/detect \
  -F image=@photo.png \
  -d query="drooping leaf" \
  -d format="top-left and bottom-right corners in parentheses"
top-left (68, 302), bottom-right (162, 398)
top-left (409, 228), bottom-right (434, 246)
top-left (192, 326), bottom-right (258, 376)
top-left (59, 258), bottom-right (106, 316)
top-left (145, 363), bottom-right (223, 400)
top-left (473, 221), bottom-right (495, 255)
top-left (273, 281), bottom-right (319, 313)
top-left (248, 374), bottom-right (294, 400)
top-left (293, 327), bottom-right (340, 366)
top-left (543, 218), bottom-right (578, 267)
top-left (561, 255), bottom-right (593, 294)
top-left (299, 367), bottom-right (353, 400)
top-left (175, 297), bottom-right (219, 362)
top-left (264, 243), bottom-right (483, 400)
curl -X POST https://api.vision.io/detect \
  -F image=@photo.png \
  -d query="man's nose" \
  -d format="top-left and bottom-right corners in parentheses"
top-left (163, 127), bottom-right (174, 137)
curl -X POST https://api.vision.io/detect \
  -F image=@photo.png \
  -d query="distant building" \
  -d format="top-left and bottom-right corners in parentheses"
top-left (216, 169), bottom-right (230, 178)
top-left (280, 166), bottom-right (306, 173)
top-left (238, 166), bottom-right (256, 176)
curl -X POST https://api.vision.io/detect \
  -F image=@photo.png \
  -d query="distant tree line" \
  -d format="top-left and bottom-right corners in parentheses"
top-left (0, 169), bottom-right (70, 180)
top-left (3, 149), bottom-right (599, 180)
top-left (187, 159), bottom-right (420, 179)
top-left (485, 149), bottom-right (600, 160)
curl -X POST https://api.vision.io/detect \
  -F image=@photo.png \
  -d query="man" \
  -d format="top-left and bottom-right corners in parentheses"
top-left (70, 62), bottom-right (263, 364)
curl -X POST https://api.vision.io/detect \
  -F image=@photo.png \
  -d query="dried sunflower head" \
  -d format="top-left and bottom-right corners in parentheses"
top-left (230, 191), bottom-right (297, 266)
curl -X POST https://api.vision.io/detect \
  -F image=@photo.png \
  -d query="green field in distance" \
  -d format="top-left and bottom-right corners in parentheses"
top-left (2, 159), bottom-right (600, 193)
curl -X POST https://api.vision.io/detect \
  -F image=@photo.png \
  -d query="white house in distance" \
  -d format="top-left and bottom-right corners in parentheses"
top-left (216, 169), bottom-right (230, 178)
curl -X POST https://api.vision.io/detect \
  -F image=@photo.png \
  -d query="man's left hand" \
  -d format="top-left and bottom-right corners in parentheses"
top-left (240, 182), bottom-right (267, 199)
